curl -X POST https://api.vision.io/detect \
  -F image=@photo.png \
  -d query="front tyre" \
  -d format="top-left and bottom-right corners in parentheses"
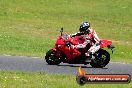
top-left (45, 49), bottom-right (62, 65)
top-left (90, 49), bottom-right (110, 68)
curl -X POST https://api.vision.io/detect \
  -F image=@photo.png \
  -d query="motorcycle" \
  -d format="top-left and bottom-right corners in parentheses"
top-left (45, 28), bottom-right (115, 68)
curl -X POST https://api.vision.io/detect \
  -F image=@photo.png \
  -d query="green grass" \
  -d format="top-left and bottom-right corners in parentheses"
top-left (0, 0), bottom-right (132, 63)
top-left (0, 71), bottom-right (131, 88)
top-left (1, 1), bottom-right (132, 87)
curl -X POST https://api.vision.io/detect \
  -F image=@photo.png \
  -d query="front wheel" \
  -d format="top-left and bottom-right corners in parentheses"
top-left (45, 49), bottom-right (62, 65)
top-left (90, 49), bottom-right (110, 68)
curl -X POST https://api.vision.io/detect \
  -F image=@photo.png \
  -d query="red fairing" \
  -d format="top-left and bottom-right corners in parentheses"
top-left (100, 40), bottom-right (112, 48)
top-left (52, 34), bottom-right (82, 62)
top-left (56, 36), bottom-right (65, 45)
top-left (71, 36), bottom-right (86, 45)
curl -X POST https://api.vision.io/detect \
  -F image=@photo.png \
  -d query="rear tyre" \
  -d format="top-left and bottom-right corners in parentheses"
top-left (45, 49), bottom-right (62, 65)
top-left (90, 49), bottom-right (110, 68)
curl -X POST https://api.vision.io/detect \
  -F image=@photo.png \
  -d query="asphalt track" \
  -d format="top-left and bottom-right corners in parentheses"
top-left (0, 55), bottom-right (132, 77)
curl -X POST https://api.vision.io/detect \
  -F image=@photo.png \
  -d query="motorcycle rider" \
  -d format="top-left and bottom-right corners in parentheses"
top-left (71, 22), bottom-right (101, 60)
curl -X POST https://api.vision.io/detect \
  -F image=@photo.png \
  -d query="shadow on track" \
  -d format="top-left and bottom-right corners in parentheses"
top-left (57, 64), bottom-right (108, 69)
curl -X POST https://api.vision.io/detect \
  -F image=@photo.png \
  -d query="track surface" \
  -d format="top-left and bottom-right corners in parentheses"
top-left (0, 55), bottom-right (132, 77)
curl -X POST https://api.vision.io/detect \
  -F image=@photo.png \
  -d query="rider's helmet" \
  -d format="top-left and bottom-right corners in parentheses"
top-left (79, 22), bottom-right (90, 32)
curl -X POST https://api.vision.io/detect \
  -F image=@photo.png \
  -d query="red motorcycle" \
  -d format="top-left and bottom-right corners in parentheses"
top-left (45, 28), bottom-right (115, 68)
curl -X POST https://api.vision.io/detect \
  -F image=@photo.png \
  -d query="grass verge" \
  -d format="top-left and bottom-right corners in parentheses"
top-left (0, 71), bottom-right (131, 88)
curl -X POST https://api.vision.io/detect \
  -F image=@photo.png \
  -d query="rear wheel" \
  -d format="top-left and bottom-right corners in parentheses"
top-left (45, 49), bottom-right (62, 65)
top-left (90, 49), bottom-right (110, 68)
